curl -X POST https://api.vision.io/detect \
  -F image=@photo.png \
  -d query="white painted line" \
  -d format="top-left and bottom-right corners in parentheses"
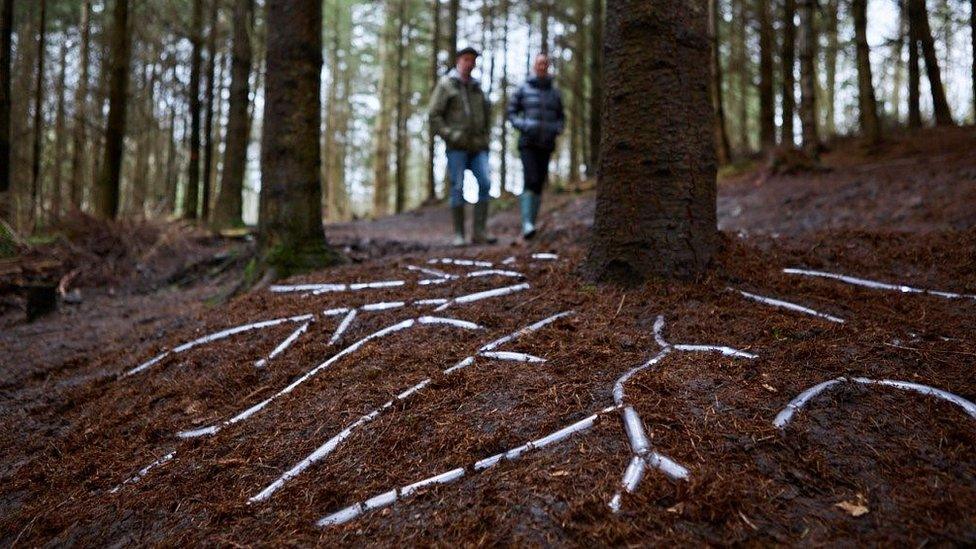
top-left (434, 283), bottom-right (531, 311)
top-left (255, 322), bottom-right (311, 369)
top-left (774, 377), bottom-right (976, 429)
top-left (124, 314), bottom-right (314, 377)
top-left (428, 258), bottom-right (494, 268)
top-left (732, 288), bottom-right (845, 323)
top-left (784, 268), bottom-right (976, 300)
top-left (109, 451), bottom-right (176, 494)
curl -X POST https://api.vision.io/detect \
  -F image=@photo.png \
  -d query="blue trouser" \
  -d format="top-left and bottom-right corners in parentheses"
top-left (446, 149), bottom-right (491, 208)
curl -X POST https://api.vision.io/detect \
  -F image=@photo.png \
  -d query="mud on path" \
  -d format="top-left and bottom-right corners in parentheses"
top-left (1, 127), bottom-right (975, 545)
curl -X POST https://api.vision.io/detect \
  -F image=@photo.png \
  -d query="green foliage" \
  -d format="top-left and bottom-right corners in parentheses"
top-left (261, 239), bottom-right (345, 280)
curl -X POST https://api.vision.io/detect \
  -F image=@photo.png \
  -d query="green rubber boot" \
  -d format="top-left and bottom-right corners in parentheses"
top-left (520, 192), bottom-right (538, 240)
top-left (451, 206), bottom-right (466, 246)
top-left (472, 201), bottom-right (497, 245)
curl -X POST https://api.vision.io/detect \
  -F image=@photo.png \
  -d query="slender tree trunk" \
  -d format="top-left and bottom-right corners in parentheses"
top-left (540, 1), bottom-right (551, 54)
top-left (852, 0), bottom-right (881, 144)
top-left (69, 0), bottom-right (91, 211)
top-left (213, 0), bottom-right (253, 229)
top-left (822, 0), bottom-right (838, 137)
top-left (909, 0), bottom-right (954, 126)
top-left (890, 7), bottom-right (906, 122)
top-left (709, 0), bottom-right (731, 164)
top-left (334, 30), bottom-right (352, 220)
top-left (201, 0), bottom-right (219, 221)
top-left (499, 0), bottom-right (510, 194)
top-left (731, 0), bottom-right (749, 153)
top-left (165, 103), bottom-right (178, 213)
top-left (259, 0), bottom-right (341, 275)
top-left (585, 0), bottom-right (717, 282)
top-left (426, 0), bottom-right (441, 202)
top-left (0, 0), bottom-right (13, 222)
top-left (394, 0), bottom-right (408, 214)
top-left (323, 0), bottom-right (341, 219)
top-left (183, 0), bottom-right (203, 219)
top-left (132, 61), bottom-right (159, 218)
top-left (51, 39), bottom-right (69, 222)
top-left (781, 0), bottom-right (796, 146)
top-left (372, 6), bottom-right (394, 218)
top-left (907, 0), bottom-right (922, 127)
top-left (588, 0), bottom-right (603, 177)
top-left (448, 0), bottom-right (459, 65)
top-left (94, 0), bottom-right (131, 220)
top-left (971, 0), bottom-right (975, 120)
top-left (31, 0), bottom-right (48, 227)
top-left (758, 0), bottom-right (775, 149)
top-left (798, 0), bottom-right (819, 159)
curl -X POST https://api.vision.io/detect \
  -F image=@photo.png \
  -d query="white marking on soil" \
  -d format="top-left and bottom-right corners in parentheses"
top-left (531, 253), bottom-right (559, 260)
top-left (732, 288), bottom-right (846, 323)
top-left (255, 321), bottom-right (311, 369)
top-left (428, 258), bottom-right (494, 268)
top-left (784, 268), bottom-right (976, 300)
top-left (315, 412), bottom-right (611, 527)
top-left (775, 376), bottom-right (976, 429)
top-left (434, 283), bottom-right (531, 311)
top-left (109, 451), bottom-right (176, 494)
top-left (124, 314), bottom-right (315, 377)
top-left (177, 317), bottom-right (482, 440)
top-left (250, 313), bottom-right (572, 503)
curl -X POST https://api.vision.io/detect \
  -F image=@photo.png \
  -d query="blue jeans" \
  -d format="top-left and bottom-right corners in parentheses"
top-left (446, 149), bottom-right (491, 208)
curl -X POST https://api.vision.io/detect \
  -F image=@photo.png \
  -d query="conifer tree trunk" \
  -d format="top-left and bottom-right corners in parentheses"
top-left (394, 0), bottom-right (408, 214)
top-left (201, 0), bottom-right (219, 221)
top-left (852, 0), bottom-right (881, 144)
top-left (259, 0), bottom-right (341, 275)
top-left (781, 0), bottom-right (796, 146)
top-left (709, 0), bottom-right (731, 164)
top-left (31, 0), bottom-right (48, 226)
top-left (907, 0), bottom-right (922, 128)
top-left (758, 0), bottom-right (775, 150)
top-left (183, 0), bottom-right (203, 219)
top-left (213, 0), bottom-right (253, 230)
top-left (0, 0), bottom-right (11, 222)
top-left (448, 0), bottom-right (459, 65)
top-left (585, 0), bottom-right (717, 282)
top-left (94, 0), bottom-right (131, 220)
top-left (588, 0), bottom-right (603, 177)
top-left (372, 6), bottom-right (394, 218)
top-left (798, 0), bottom-right (819, 159)
top-left (908, 0), bottom-right (954, 126)
top-left (426, 0), bottom-right (441, 202)
top-left (499, 0), bottom-right (511, 194)
top-left (69, 0), bottom-right (91, 211)
top-left (822, 0), bottom-right (839, 137)
top-left (51, 39), bottom-right (69, 222)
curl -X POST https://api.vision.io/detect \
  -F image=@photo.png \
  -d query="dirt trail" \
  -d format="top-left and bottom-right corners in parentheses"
top-left (1, 127), bottom-right (975, 545)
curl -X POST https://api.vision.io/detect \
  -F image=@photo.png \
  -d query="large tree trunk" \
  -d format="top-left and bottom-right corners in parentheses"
top-left (798, 0), bottom-right (819, 159)
top-left (709, 0), bottom-right (731, 164)
top-left (584, 0), bottom-right (717, 282)
top-left (908, 0), bottom-right (954, 126)
top-left (758, 0), bottom-right (775, 150)
top-left (588, 0), bottom-right (603, 177)
top-left (201, 0), bottom-right (220, 222)
top-left (781, 0), bottom-right (796, 146)
top-left (822, 0), bottom-right (839, 137)
top-left (259, 0), bottom-right (340, 276)
top-left (31, 0), bottom-right (47, 227)
top-left (69, 0), bottom-right (91, 212)
top-left (94, 0), bottom-right (131, 220)
top-left (183, 0), bottom-right (203, 219)
top-left (213, 0), bottom-right (253, 230)
top-left (426, 0), bottom-right (441, 202)
top-left (852, 0), bottom-right (881, 144)
top-left (0, 0), bottom-right (12, 222)
top-left (907, 0), bottom-right (922, 128)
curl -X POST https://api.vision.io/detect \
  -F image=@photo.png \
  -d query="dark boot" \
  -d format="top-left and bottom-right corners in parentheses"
top-left (451, 206), bottom-right (466, 246)
top-left (472, 201), bottom-right (497, 245)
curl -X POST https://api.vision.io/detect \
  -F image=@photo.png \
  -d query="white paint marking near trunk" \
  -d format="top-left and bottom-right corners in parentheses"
top-left (255, 322), bottom-right (311, 369)
top-left (784, 268), bottom-right (976, 300)
top-left (732, 288), bottom-right (845, 323)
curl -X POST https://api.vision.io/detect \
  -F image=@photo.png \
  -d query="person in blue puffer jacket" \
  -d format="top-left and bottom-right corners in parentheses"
top-left (507, 52), bottom-right (565, 240)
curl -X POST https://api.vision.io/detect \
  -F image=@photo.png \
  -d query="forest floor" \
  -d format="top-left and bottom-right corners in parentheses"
top-left (1, 126), bottom-right (975, 545)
